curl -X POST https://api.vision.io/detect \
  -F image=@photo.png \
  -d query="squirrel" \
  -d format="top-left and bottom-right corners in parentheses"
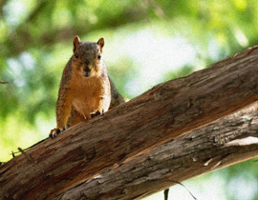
top-left (49, 35), bottom-right (124, 138)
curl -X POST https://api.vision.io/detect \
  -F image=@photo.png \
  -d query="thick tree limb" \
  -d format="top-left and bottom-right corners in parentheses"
top-left (1, 46), bottom-right (258, 199)
top-left (60, 105), bottom-right (258, 200)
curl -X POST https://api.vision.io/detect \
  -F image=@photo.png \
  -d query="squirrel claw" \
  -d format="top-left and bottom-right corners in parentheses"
top-left (90, 110), bottom-right (104, 118)
top-left (49, 128), bottom-right (65, 139)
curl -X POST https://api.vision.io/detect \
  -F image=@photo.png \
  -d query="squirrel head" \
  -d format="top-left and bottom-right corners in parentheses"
top-left (72, 35), bottom-right (105, 77)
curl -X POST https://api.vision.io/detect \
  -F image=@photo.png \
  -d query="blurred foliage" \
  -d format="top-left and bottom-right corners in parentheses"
top-left (1, 0), bottom-right (258, 199)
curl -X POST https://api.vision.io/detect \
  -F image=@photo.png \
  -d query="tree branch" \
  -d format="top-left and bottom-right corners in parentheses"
top-left (60, 104), bottom-right (258, 200)
top-left (1, 46), bottom-right (258, 199)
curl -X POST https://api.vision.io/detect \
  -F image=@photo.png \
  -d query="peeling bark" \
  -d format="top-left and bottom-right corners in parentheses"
top-left (1, 46), bottom-right (258, 199)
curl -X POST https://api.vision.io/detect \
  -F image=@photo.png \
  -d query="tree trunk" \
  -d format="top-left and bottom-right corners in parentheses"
top-left (61, 104), bottom-right (258, 200)
top-left (1, 46), bottom-right (258, 200)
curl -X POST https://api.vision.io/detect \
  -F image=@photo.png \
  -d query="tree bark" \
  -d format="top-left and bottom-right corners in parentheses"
top-left (1, 46), bottom-right (258, 200)
top-left (61, 105), bottom-right (258, 200)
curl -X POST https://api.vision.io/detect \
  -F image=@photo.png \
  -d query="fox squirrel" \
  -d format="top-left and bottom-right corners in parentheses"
top-left (49, 36), bottom-right (124, 138)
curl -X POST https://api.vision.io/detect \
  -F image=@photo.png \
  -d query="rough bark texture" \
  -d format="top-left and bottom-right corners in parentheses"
top-left (1, 46), bottom-right (258, 199)
top-left (61, 105), bottom-right (258, 200)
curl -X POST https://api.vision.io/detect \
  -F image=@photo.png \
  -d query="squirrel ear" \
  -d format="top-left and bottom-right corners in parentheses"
top-left (97, 38), bottom-right (104, 52)
top-left (73, 35), bottom-right (81, 53)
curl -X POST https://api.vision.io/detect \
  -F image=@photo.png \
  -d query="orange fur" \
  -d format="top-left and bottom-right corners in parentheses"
top-left (69, 73), bottom-right (106, 120)
top-left (49, 36), bottom-right (111, 138)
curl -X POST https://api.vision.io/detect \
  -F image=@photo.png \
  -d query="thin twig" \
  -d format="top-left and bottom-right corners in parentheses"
top-left (167, 179), bottom-right (198, 200)
top-left (18, 147), bottom-right (45, 173)
top-left (164, 188), bottom-right (169, 200)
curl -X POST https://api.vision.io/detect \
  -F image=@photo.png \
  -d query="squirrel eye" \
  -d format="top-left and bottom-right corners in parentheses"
top-left (98, 54), bottom-right (101, 60)
top-left (74, 52), bottom-right (79, 58)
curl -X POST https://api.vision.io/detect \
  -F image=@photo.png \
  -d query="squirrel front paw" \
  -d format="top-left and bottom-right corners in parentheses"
top-left (49, 128), bottom-right (65, 138)
top-left (90, 110), bottom-right (104, 118)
